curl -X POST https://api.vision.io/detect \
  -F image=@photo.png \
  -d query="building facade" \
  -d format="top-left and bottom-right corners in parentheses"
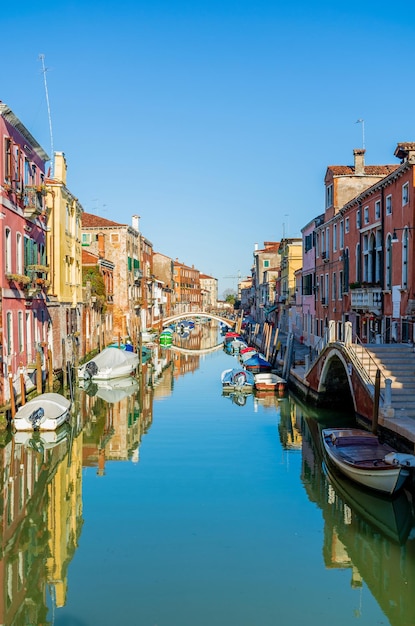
top-left (0, 103), bottom-right (50, 405)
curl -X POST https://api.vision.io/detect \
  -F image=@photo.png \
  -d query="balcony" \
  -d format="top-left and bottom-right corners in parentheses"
top-left (24, 185), bottom-right (47, 217)
top-left (350, 286), bottom-right (382, 313)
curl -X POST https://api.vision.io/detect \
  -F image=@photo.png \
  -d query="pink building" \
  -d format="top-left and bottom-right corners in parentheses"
top-left (300, 216), bottom-right (323, 346)
top-left (0, 103), bottom-right (49, 406)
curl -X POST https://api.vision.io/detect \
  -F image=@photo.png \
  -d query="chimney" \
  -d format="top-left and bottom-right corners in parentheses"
top-left (132, 214), bottom-right (140, 232)
top-left (254, 243), bottom-right (258, 251)
top-left (353, 148), bottom-right (365, 175)
top-left (98, 232), bottom-right (105, 259)
top-left (394, 142), bottom-right (415, 163)
top-left (54, 152), bottom-right (67, 184)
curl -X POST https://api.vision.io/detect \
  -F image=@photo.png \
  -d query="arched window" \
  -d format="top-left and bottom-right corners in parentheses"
top-left (356, 242), bottom-right (361, 282)
top-left (402, 227), bottom-right (409, 289)
top-left (5, 228), bottom-right (12, 273)
top-left (385, 234), bottom-right (392, 290)
top-left (16, 232), bottom-right (22, 274)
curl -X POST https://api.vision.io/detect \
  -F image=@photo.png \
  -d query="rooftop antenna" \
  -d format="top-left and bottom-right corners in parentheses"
top-left (355, 118), bottom-right (365, 149)
top-left (39, 54), bottom-right (54, 176)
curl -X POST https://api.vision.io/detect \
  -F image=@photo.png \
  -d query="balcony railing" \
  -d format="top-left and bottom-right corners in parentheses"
top-left (24, 185), bottom-right (47, 217)
top-left (350, 287), bottom-right (382, 312)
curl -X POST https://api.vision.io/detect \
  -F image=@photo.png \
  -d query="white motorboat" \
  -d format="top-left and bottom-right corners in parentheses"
top-left (13, 392), bottom-right (71, 431)
top-left (221, 368), bottom-right (255, 392)
top-left (78, 346), bottom-right (139, 381)
top-left (254, 372), bottom-right (286, 393)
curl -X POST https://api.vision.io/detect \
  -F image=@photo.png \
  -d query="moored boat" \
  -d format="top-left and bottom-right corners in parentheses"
top-left (321, 427), bottom-right (415, 495)
top-left (243, 353), bottom-right (272, 374)
top-left (254, 372), bottom-right (286, 393)
top-left (13, 392), bottom-right (71, 431)
top-left (78, 346), bottom-right (139, 381)
top-left (221, 368), bottom-right (255, 392)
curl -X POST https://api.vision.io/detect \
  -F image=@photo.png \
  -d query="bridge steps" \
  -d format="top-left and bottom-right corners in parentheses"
top-left (364, 345), bottom-right (415, 419)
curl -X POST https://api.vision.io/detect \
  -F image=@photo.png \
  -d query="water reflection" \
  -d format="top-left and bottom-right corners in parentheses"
top-left (0, 412), bottom-right (82, 625)
top-left (2, 322), bottom-right (415, 625)
top-left (290, 401), bottom-right (415, 626)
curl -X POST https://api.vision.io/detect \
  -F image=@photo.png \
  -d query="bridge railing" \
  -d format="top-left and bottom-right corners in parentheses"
top-left (308, 327), bottom-right (388, 405)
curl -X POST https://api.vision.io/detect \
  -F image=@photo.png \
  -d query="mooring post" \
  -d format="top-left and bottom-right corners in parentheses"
top-left (8, 366), bottom-right (16, 418)
top-left (372, 368), bottom-right (381, 434)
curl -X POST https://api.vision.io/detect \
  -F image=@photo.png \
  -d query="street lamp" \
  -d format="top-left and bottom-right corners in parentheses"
top-left (391, 226), bottom-right (415, 243)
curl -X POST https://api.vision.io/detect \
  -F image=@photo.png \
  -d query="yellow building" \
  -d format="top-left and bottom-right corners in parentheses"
top-left (45, 152), bottom-right (84, 368)
top-left (277, 237), bottom-right (303, 333)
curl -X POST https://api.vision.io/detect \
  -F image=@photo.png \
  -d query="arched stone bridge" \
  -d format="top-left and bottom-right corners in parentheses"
top-left (159, 312), bottom-right (236, 328)
top-left (301, 339), bottom-right (393, 428)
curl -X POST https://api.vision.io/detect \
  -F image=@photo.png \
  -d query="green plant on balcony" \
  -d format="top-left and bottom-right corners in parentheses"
top-left (6, 273), bottom-right (31, 286)
top-left (27, 264), bottom-right (49, 273)
top-left (349, 282), bottom-right (361, 289)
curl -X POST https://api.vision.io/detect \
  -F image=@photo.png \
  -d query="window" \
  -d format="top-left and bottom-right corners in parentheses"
top-left (326, 184), bottom-right (333, 208)
top-left (402, 227), bottom-right (409, 288)
top-left (375, 200), bottom-right (381, 220)
top-left (18, 311), bottom-right (24, 353)
top-left (385, 234), bottom-right (392, 290)
top-left (356, 209), bottom-right (361, 229)
top-left (82, 233), bottom-right (91, 245)
top-left (386, 195), bottom-right (392, 215)
top-left (402, 182), bottom-right (409, 206)
top-left (4, 137), bottom-right (12, 181)
top-left (6, 311), bottom-right (12, 355)
top-left (263, 259), bottom-right (270, 268)
top-left (339, 221), bottom-right (344, 249)
top-left (332, 272), bottom-right (337, 300)
top-left (333, 224), bottom-right (337, 252)
top-left (345, 217), bottom-right (349, 233)
top-left (5, 228), bottom-right (12, 273)
top-left (364, 206), bottom-right (369, 224)
top-left (16, 233), bottom-right (22, 274)
top-left (302, 273), bottom-right (312, 295)
top-left (339, 270), bottom-right (344, 298)
top-left (304, 234), bottom-right (313, 252)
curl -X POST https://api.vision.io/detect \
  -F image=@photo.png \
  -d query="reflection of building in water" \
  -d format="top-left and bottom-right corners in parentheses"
top-left (80, 363), bottom-right (153, 474)
top-left (173, 350), bottom-right (200, 378)
top-left (46, 418), bottom-right (83, 608)
top-left (278, 397), bottom-right (302, 449)
top-left (299, 410), bottom-right (415, 626)
top-left (0, 422), bottom-right (81, 624)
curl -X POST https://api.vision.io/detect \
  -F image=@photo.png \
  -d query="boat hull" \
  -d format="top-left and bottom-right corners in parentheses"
top-left (254, 373), bottom-right (286, 393)
top-left (322, 428), bottom-right (409, 495)
top-left (13, 393), bottom-right (71, 431)
top-left (78, 347), bottom-right (139, 381)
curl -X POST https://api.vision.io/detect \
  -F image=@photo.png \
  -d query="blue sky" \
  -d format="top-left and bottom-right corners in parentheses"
top-left (2, 1), bottom-right (415, 296)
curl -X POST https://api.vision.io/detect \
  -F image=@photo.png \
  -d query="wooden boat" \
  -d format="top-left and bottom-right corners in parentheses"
top-left (254, 372), bottom-right (286, 393)
top-left (13, 392), bottom-right (71, 431)
top-left (321, 427), bottom-right (415, 495)
top-left (221, 368), bottom-right (255, 392)
top-left (78, 346), bottom-right (139, 381)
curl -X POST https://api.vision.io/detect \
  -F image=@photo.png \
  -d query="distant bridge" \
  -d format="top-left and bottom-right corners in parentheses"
top-left (170, 344), bottom-right (224, 355)
top-left (160, 312), bottom-right (236, 328)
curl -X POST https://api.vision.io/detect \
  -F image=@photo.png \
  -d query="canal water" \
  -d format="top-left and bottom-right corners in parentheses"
top-left (4, 328), bottom-right (415, 626)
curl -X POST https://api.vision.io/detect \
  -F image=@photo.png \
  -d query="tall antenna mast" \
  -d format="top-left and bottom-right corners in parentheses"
top-left (356, 118), bottom-right (365, 150)
top-left (39, 53), bottom-right (54, 176)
